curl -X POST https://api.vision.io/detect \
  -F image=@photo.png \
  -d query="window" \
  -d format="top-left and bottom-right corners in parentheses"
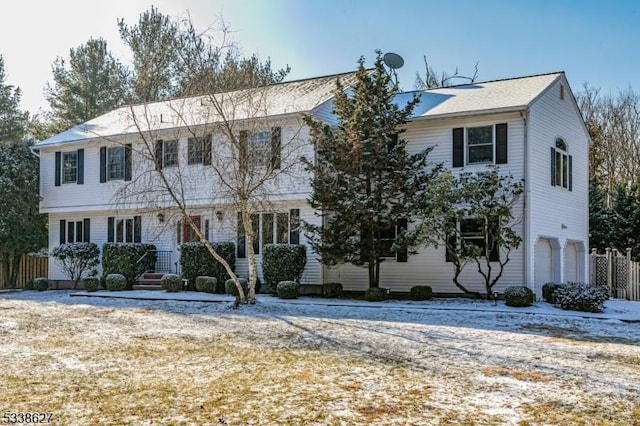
top-left (163, 140), bottom-right (178, 167)
top-left (237, 209), bottom-right (300, 258)
top-left (467, 126), bottom-right (494, 164)
top-left (108, 147), bottom-right (125, 180)
top-left (452, 124), bottom-right (507, 167)
top-left (62, 152), bottom-right (77, 183)
top-left (551, 138), bottom-right (572, 190)
top-left (239, 127), bottom-right (281, 170)
top-left (446, 218), bottom-right (499, 262)
top-left (55, 149), bottom-right (84, 186)
top-left (59, 219), bottom-right (90, 244)
top-left (188, 136), bottom-right (211, 165)
top-left (361, 219), bottom-right (408, 261)
top-left (107, 216), bottom-right (141, 243)
top-left (460, 218), bottom-right (486, 256)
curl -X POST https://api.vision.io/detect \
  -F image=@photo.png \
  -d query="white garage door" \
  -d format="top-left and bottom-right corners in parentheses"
top-left (565, 242), bottom-right (578, 283)
top-left (535, 239), bottom-right (553, 289)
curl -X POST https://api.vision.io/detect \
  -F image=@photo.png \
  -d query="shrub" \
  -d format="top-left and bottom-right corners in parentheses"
top-left (105, 274), bottom-right (127, 291)
top-left (24, 279), bottom-right (35, 290)
top-left (225, 278), bottom-right (248, 297)
top-left (277, 281), bottom-right (300, 299)
top-left (542, 282), bottom-right (564, 303)
top-left (102, 243), bottom-right (157, 289)
top-left (32, 277), bottom-right (49, 291)
top-left (364, 287), bottom-right (388, 302)
top-left (161, 274), bottom-right (183, 292)
top-left (263, 244), bottom-right (307, 292)
top-left (51, 242), bottom-right (100, 289)
top-left (322, 282), bottom-right (343, 298)
top-left (504, 286), bottom-right (534, 307)
top-left (83, 277), bottom-right (100, 292)
top-left (554, 282), bottom-right (609, 313)
top-left (409, 286), bottom-right (433, 301)
top-left (180, 242), bottom-right (235, 291)
top-left (195, 276), bottom-right (217, 293)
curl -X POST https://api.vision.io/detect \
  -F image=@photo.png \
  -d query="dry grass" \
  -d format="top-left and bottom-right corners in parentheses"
top-left (1, 294), bottom-right (639, 425)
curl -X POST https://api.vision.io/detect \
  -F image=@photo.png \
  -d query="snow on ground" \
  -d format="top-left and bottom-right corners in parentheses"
top-left (1, 290), bottom-right (639, 425)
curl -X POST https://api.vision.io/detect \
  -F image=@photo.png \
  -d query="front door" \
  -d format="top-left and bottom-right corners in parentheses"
top-left (182, 216), bottom-right (201, 243)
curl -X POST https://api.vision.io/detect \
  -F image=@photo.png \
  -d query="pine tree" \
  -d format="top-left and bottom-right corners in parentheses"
top-left (0, 56), bottom-right (28, 144)
top-left (303, 52), bottom-right (441, 288)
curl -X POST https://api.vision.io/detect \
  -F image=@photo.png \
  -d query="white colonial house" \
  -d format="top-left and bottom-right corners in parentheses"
top-left (35, 70), bottom-right (590, 298)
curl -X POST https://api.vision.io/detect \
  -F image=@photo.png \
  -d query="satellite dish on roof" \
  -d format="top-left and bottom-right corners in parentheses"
top-left (383, 52), bottom-right (404, 69)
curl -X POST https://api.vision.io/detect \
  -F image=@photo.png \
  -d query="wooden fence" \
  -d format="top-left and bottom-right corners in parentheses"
top-left (590, 248), bottom-right (640, 301)
top-left (0, 255), bottom-right (48, 289)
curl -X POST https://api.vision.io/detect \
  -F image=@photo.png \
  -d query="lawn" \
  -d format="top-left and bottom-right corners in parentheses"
top-left (1, 291), bottom-right (639, 425)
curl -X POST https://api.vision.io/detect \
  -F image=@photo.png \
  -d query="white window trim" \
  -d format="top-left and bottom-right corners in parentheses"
top-left (466, 125), bottom-right (495, 165)
top-left (62, 151), bottom-right (77, 184)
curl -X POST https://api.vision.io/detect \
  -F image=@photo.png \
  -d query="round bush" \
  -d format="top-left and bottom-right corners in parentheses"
top-left (105, 274), bottom-right (127, 291)
top-left (554, 282), bottom-right (608, 313)
top-left (542, 282), bottom-right (564, 303)
top-left (364, 287), bottom-right (388, 302)
top-left (322, 282), bottom-right (343, 298)
top-left (504, 286), bottom-right (534, 307)
top-left (161, 274), bottom-right (183, 293)
top-left (32, 277), bottom-right (49, 292)
top-left (225, 278), bottom-right (248, 297)
top-left (277, 281), bottom-right (300, 299)
top-left (409, 285), bottom-right (433, 301)
top-left (195, 276), bottom-right (217, 293)
top-left (83, 277), bottom-right (100, 292)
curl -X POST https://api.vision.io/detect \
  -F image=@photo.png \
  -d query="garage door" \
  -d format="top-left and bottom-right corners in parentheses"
top-left (535, 239), bottom-right (553, 290)
top-left (565, 242), bottom-right (578, 283)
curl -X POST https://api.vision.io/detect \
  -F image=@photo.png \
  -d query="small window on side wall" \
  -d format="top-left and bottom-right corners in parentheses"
top-left (551, 138), bottom-right (572, 191)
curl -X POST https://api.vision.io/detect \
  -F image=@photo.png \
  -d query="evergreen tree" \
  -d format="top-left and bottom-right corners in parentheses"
top-left (303, 52), bottom-right (441, 288)
top-left (45, 37), bottom-right (130, 128)
top-left (0, 56), bottom-right (28, 144)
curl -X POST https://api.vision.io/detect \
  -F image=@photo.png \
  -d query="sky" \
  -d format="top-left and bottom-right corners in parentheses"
top-left (1, 0), bottom-right (639, 115)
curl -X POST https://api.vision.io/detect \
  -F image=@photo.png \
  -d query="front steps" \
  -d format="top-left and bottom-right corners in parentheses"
top-left (133, 272), bottom-right (164, 291)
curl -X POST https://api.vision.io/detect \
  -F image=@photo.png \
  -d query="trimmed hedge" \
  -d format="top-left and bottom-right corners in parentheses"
top-left (195, 276), bottom-right (217, 293)
top-left (409, 286), bottom-right (433, 301)
top-left (225, 278), bottom-right (248, 297)
top-left (83, 277), bottom-right (100, 292)
top-left (263, 244), bottom-right (307, 292)
top-left (542, 282), bottom-right (564, 303)
top-left (161, 274), bottom-right (183, 292)
top-left (504, 286), bottom-right (534, 307)
top-left (32, 277), bottom-right (49, 291)
top-left (277, 281), bottom-right (300, 299)
top-left (322, 282), bottom-right (343, 298)
top-left (180, 242), bottom-right (235, 292)
top-left (554, 282), bottom-right (608, 313)
top-left (364, 287), bottom-right (388, 302)
top-left (102, 243), bottom-right (156, 289)
top-left (105, 274), bottom-right (127, 291)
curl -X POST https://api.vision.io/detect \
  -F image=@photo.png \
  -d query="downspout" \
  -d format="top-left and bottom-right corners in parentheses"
top-left (520, 109), bottom-right (531, 292)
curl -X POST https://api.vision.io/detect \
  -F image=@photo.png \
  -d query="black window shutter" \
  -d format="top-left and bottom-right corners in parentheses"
top-left (289, 209), bottom-right (300, 244)
top-left (453, 128), bottom-right (464, 167)
top-left (550, 147), bottom-right (556, 186)
top-left (488, 218), bottom-right (499, 262)
top-left (55, 151), bottom-right (61, 186)
top-left (445, 218), bottom-right (457, 262)
top-left (568, 155), bottom-right (573, 192)
top-left (239, 131), bottom-right (249, 171)
top-left (83, 218), bottom-right (90, 243)
top-left (271, 127), bottom-right (281, 169)
top-left (124, 144), bottom-right (132, 181)
top-left (107, 217), bottom-right (115, 243)
top-left (155, 140), bottom-right (163, 171)
top-left (100, 147), bottom-right (107, 183)
top-left (133, 216), bottom-right (142, 243)
top-left (251, 214), bottom-right (260, 255)
top-left (396, 218), bottom-right (408, 262)
top-left (496, 123), bottom-right (508, 164)
top-left (203, 134), bottom-right (212, 166)
top-left (237, 212), bottom-right (246, 258)
top-left (59, 219), bottom-right (66, 244)
top-left (77, 149), bottom-right (84, 184)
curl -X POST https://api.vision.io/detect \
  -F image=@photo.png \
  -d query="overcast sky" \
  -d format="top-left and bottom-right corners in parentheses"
top-left (1, 0), bottom-right (639, 114)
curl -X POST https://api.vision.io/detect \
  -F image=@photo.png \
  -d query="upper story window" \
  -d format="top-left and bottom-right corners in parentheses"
top-left (452, 123), bottom-right (508, 167)
top-left (55, 149), bottom-right (84, 186)
top-left (62, 152), bottom-right (78, 183)
top-left (108, 147), bottom-right (125, 180)
top-left (239, 127), bottom-right (282, 170)
top-left (551, 137), bottom-right (572, 191)
top-left (188, 135), bottom-right (211, 165)
top-left (154, 140), bottom-right (178, 169)
top-left (100, 145), bottom-right (131, 183)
